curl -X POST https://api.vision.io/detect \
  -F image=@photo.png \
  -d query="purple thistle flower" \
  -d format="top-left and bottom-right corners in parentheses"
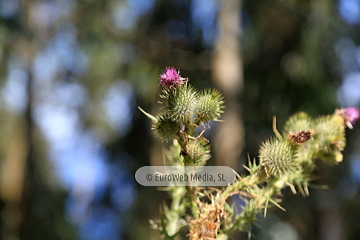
top-left (159, 67), bottom-right (186, 89)
top-left (335, 107), bottom-right (360, 129)
top-left (346, 107), bottom-right (360, 124)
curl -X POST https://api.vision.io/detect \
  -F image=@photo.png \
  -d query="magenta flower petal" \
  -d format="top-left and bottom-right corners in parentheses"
top-left (346, 107), bottom-right (360, 125)
top-left (159, 67), bottom-right (186, 89)
top-left (335, 107), bottom-right (360, 129)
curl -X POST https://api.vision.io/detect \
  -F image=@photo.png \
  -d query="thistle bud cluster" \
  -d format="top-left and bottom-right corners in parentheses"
top-left (258, 108), bottom-right (358, 179)
top-left (140, 68), bottom-right (359, 240)
top-left (151, 67), bottom-right (224, 165)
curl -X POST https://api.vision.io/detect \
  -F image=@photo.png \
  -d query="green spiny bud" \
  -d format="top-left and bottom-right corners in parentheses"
top-left (153, 115), bottom-right (181, 141)
top-left (313, 115), bottom-right (346, 164)
top-left (313, 116), bottom-right (345, 150)
top-left (259, 138), bottom-right (299, 177)
top-left (160, 85), bottom-right (198, 122)
top-left (283, 112), bottom-right (313, 135)
top-left (196, 89), bottom-right (224, 123)
top-left (182, 138), bottom-right (210, 164)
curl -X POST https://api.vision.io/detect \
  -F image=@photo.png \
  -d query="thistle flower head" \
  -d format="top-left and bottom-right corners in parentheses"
top-left (335, 107), bottom-right (360, 129)
top-left (346, 107), bottom-right (360, 124)
top-left (159, 67), bottom-right (186, 89)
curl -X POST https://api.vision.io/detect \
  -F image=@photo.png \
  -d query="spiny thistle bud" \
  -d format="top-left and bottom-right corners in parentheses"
top-left (314, 116), bottom-right (345, 150)
top-left (335, 107), bottom-right (360, 129)
top-left (182, 138), bottom-right (210, 164)
top-left (196, 89), bottom-right (224, 123)
top-left (153, 115), bottom-right (181, 141)
top-left (283, 112), bottom-right (313, 135)
top-left (259, 138), bottom-right (299, 177)
top-left (289, 130), bottom-right (312, 144)
top-left (159, 67), bottom-right (187, 89)
top-left (313, 116), bottom-right (346, 164)
top-left (160, 85), bottom-right (198, 122)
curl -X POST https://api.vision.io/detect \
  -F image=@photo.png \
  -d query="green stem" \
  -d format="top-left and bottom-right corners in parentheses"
top-left (166, 187), bottom-right (186, 236)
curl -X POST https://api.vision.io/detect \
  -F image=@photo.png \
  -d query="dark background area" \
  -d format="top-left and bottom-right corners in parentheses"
top-left (0, 0), bottom-right (360, 239)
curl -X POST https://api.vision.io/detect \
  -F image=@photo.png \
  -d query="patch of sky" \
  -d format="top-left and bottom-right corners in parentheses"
top-left (109, 161), bottom-right (135, 212)
top-left (33, 2), bottom-right (61, 28)
top-left (101, 81), bottom-right (134, 137)
top-left (53, 24), bottom-right (89, 75)
top-left (335, 38), bottom-right (360, 107)
top-left (339, 0), bottom-right (360, 24)
top-left (33, 27), bottom-right (87, 88)
top-left (31, 0), bottom-right (75, 28)
top-left (191, 0), bottom-right (219, 46)
top-left (54, 0), bottom-right (76, 17)
top-left (63, 151), bottom-right (135, 240)
top-left (79, 206), bottom-right (121, 240)
top-left (1, 58), bottom-right (28, 114)
top-left (65, 196), bottom-right (89, 224)
top-left (117, 42), bottom-right (137, 64)
top-left (335, 38), bottom-right (358, 75)
top-left (55, 82), bottom-right (87, 108)
top-left (54, 131), bottom-right (109, 193)
top-left (112, 0), bottom-right (155, 30)
top-left (164, 19), bottom-right (187, 41)
top-left (34, 104), bottom-right (80, 151)
top-left (33, 48), bottom-right (61, 84)
top-left (350, 156), bottom-right (360, 185)
top-left (0, 0), bottom-right (19, 18)
top-left (337, 72), bottom-right (360, 107)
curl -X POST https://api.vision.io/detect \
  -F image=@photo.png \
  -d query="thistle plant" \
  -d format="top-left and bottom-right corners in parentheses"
top-left (140, 67), bottom-right (360, 240)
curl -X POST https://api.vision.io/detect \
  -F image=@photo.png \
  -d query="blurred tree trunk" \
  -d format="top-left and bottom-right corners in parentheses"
top-left (0, 118), bottom-right (27, 239)
top-left (19, 62), bottom-right (36, 240)
top-left (212, 0), bottom-right (244, 169)
top-left (0, 42), bottom-right (36, 240)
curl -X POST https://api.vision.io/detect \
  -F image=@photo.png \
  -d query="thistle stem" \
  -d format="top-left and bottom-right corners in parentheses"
top-left (167, 187), bottom-right (186, 236)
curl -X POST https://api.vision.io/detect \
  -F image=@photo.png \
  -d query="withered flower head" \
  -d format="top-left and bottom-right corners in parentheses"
top-left (289, 130), bottom-right (312, 144)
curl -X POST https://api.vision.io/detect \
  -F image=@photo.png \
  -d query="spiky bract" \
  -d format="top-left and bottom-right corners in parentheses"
top-left (283, 112), bottom-right (313, 135)
top-left (153, 115), bottom-right (181, 141)
top-left (313, 116), bottom-right (345, 164)
top-left (183, 138), bottom-right (210, 164)
top-left (259, 138), bottom-right (299, 177)
top-left (160, 85), bottom-right (198, 122)
top-left (196, 89), bottom-right (224, 123)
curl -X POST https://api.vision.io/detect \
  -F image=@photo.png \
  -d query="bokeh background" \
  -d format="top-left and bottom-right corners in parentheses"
top-left (0, 0), bottom-right (360, 239)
